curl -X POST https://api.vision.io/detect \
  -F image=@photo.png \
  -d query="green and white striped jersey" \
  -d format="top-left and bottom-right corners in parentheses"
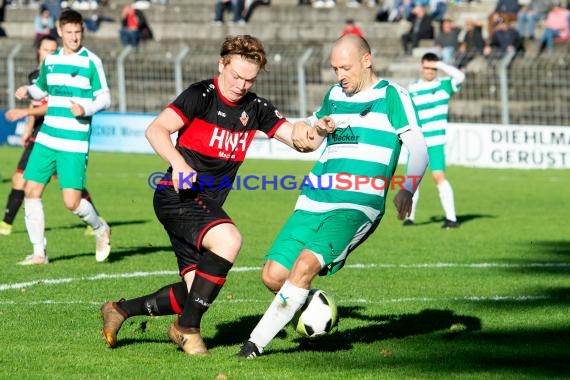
top-left (295, 79), bottom-right (420, 222)
top-left (407, 77), bottom-right (460, 148)
top-left (33, 46), bottom-right (109, 154)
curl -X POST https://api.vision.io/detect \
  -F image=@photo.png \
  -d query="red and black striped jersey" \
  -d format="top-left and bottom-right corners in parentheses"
top-left (166, 78), bottom-right (288, 205)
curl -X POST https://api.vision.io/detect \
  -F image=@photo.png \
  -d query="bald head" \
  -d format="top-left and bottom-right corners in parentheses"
top-left (332, 34), bottom-right (371, 58)
top-left (330, 35), bottom-right (376, 95)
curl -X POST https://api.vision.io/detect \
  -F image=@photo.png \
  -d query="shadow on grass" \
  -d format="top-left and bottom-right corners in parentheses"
top-left (45, 218), bottom-right (151, 232)
top-left (407, 213), bottom-right (496, 227)
top-left (49, 244), bottom-right (172, 263)
top-left (527, 239), bottom-right (570, 256)
top-left (214, 307), bottom-right (570, 376)
top-left (209, 308), bottom-right (481, 351)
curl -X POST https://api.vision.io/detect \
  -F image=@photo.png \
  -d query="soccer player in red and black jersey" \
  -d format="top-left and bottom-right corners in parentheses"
top-left (101, 34), bottom-right (330, 355)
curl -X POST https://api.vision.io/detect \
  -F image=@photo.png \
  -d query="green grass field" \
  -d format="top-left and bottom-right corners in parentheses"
top-left (0, 146), bottom-right (569, 380)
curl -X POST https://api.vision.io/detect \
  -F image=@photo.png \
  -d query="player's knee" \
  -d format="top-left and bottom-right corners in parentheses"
top-left (63, 198), bottom-right (81, 211)
top-left (261, 262), bottom-right (288, 292)
top-left (11, 172), bottom-right (24, 189)
top-left (203, 223), bottom-right (243, 257)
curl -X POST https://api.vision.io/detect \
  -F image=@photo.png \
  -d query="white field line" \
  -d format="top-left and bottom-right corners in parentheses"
top-left (1, 261), bottom-right (570, 293)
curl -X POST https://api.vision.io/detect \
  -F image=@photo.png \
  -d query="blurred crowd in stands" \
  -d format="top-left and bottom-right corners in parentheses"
top-left (1, 0), bottom-right (569, 65)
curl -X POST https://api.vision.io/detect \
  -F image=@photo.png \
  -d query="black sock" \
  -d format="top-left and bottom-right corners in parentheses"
top-left (81, 189), bottom-right (98, 214)
top-left (3, 189), bottom-right (24, 225)
top-left (178, 250), bottom-right (233, 329)
top-left (118, 281), bottom-right (188, 317)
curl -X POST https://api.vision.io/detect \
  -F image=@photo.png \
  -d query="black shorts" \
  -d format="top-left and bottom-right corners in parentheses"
top-left (16, 128), bottom-right (40, 172)
top-left (153, 187), bottom-right (233, 276)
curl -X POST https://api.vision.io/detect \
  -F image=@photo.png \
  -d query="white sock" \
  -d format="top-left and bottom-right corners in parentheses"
top-left (249, 281), bottom-right (310, 351)
top-left (24, 198), bottom-right (46, 256)
top-left (437, 180), bottom-right (457, 222)
top-left (73, 198), bottom-right (103, 230)
top-left (408, 187), bottom-right (420, 221)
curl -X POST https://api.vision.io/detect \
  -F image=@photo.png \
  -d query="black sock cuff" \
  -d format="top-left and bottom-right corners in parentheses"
top-left (199, 249), bottom-right (233, 277)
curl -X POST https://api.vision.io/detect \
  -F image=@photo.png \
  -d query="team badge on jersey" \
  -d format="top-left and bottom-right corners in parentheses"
top-left (240, 111), bottom-right (249, 126)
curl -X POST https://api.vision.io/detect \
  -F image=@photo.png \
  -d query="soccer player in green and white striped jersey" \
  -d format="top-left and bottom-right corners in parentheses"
top-left (405, 52), bottom-right (465, 229)
top-left (14, 9), bottom-right (111, 265)
top-left (237, 35), bottom-right (429, 358)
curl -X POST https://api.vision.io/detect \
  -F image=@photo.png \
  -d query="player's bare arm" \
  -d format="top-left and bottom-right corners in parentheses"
top-left (145, 107), bottom-right (196, 192)
top-left (393, 127), bottom-right (428, 220)
top-left (273, 121), bottom-right (314, 152)
top-left (14, 86), bottom-right (30, 100)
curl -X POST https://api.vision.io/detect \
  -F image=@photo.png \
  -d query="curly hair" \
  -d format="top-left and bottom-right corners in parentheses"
top-left (220, 35), bottom-right (267, 70)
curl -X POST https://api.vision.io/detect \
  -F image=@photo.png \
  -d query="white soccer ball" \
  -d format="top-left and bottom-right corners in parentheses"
top-left (291, 289), bottom-right (338, 338)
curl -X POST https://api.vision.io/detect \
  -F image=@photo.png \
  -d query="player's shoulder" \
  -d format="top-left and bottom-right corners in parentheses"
top-left (80, 46), bottom-right (104, 65)
top-left (28, 68), bottom-right (40, 85)
top-left (383, 79), bottom-right (407, 93)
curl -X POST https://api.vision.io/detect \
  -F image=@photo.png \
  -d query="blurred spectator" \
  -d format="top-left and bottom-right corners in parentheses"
top-left (133, 0), bottom-right (151, 9)
top-left (34, 5), bottom-right (55, 45)
top-left (430, 0), bottom-right (448, 22)
top-left (340, 18), bottom-right (365, 37)
top-left (42, 0), bottom-right (61, 20)
top-left (455, 19), bottom-right (485, 68)
top-left (119, 3), bottom-right (153, 47)
top-left (85, 13), bottom-right (115, 32)
top-left (434, 18), bottom-right (460, 64)
top-left (487, 0), bottom-right (520, 37)
top-left (242, 0), bottom-right (270, 22)
top-left (312, 0), bottom-right (336, 7)
top-left (401, 5), bottom-right (434, 55)
top-left (214, 0), bottom-right (246, 25)
top-left (537, 2), bottom-right (570, 55)
top-left (375, 0), bottom-right (405, 22)
top-left (484, 16), bottom-right (523, 61)
top-left (517, 0), bottom-right (550, 40)
top-left (0, 0), bottom-right (6, 38)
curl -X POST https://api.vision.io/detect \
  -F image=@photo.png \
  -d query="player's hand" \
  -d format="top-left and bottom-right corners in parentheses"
top-left (314, 116), bottom-right (336, 135)
top-left (70, 101), bottom-right (85, 117)
top-left (21, 131), bottom-right (32, 147)
top-left (5, 108), bottom-right (27, 122)
top-left (171, 163), bottom-right (197, 193)
top-left (292, 121), bottom-right (314, 152)
top-left (393, 189), bottom-right (413, 220)
top-left (15, 86), bottom-right (29, 101)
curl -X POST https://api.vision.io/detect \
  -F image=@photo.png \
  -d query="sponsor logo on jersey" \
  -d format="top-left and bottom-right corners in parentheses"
top-left (209, 127), bottom-right (250, 156)
top-left (275, 110), bottom-right (283, 119)
top-left (329, 125), bottom-right (359, 145)
top-left (217, 110), bottom-right (226, 118)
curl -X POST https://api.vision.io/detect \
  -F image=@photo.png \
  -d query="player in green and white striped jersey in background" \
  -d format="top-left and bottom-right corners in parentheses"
top-left (14, 9), bottom-right (111, 265)
top-left (405, 52), bottom-right (465, 229)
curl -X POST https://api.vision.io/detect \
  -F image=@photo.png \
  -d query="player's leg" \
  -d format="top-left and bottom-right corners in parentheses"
top-left (101, 229), bottom-right (196, 349)
top-left (101, 280), bottom-right (189, 349)
top-left (429, 145), bottom-right (458, 228)
top-left (152, 189), bottom-right (237, 355)
top-left (172, 222), bottom-right (240, 355)
top-left (19, 143), bottom-right (55, 265)
top-left (57, 151), bottom-right (111, 260)
top-left (261, 210), bottom-right (314, 292)
top-left (81, 189), bottom-right (101, 236)
top-left (1, 141), bottom-right (36, 235)
top-left (239, 210), bottom-right (373, 358)
top-left (0, 171), bottom-right (26, 235)
top-left (428, 145), bottom-right (459, 228)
